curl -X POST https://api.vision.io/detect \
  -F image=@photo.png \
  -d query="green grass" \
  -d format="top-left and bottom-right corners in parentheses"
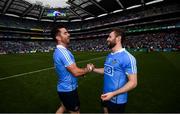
top-left (0, 51), bottom-right (180, 112)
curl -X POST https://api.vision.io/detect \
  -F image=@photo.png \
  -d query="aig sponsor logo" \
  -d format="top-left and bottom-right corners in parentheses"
top-left (104, 64), bottom-right (113, 76)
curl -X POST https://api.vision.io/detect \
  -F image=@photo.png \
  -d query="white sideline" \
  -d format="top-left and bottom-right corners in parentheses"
top-left (0, 56), bottom-right (105, 81)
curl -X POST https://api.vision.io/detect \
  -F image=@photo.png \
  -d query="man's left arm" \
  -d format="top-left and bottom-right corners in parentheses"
top-left (101, 74), bottom-right (137, 101)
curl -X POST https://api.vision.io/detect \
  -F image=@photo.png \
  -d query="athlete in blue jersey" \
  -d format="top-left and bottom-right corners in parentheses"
top-left (51, 25), bottom-right (92, 114)
top-left (91, 28), bottom-right (137, 113)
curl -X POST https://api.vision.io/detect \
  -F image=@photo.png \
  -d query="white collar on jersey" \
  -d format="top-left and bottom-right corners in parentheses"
top-left (56, 45), bottom-right (66, 49)
top-left (111, 48), bottom-right (125, 55)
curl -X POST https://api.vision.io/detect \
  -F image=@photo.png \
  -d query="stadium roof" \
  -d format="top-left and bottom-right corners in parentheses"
top-left (25, 0), bottom-right (69, 8)
top-left (0, 0), bottom-right (167, 22)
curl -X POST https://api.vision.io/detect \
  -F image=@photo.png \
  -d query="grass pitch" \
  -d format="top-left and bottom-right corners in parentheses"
top-left (0, 51), bottom-right (180, 113)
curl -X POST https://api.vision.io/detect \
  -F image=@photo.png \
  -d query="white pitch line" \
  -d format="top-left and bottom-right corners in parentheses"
top-left (0, 56), bottom-right (105, 81)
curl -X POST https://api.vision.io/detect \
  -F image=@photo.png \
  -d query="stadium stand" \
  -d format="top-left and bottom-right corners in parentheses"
top-left (0, 0), bottom-right (179, 54)
top-left (0, 0), bottom-right (180, 113)
top-left (0, 30), bottom-right (179, 54)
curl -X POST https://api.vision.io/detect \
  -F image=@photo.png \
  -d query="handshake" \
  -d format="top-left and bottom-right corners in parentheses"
top-left (86, 63), bottom-right (95, 72)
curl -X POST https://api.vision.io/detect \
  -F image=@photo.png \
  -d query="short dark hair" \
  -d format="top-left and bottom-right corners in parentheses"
top-left (51, 24), bottom-right (66, 41)
top-left (112, 28), bottom-right (125, 44)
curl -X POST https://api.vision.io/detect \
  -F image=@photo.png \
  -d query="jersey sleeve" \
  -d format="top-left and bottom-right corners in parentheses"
top-left (58, 48), bottom-right (75, 67)
top-left (124, 55), bottom-right (137, 75)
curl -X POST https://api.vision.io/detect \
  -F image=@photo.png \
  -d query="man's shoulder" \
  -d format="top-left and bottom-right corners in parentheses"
top-left (121, 50), bottom-right (135, 57)
top-left (115, 51), bottom-right (136, 64)
top-left (56, 47), bottom-right (71, 54)
top-left (54, 48), bottom-right (67, 57)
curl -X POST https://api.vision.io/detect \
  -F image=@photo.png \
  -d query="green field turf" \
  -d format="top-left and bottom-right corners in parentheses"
top-left (0, 51), bottom-right (180, 113)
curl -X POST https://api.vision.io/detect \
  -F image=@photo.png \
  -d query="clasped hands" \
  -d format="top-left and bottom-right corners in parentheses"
top-left (86, 63), bottom-right (95, 72)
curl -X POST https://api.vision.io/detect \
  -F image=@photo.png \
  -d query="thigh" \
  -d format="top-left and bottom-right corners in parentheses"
top-left (102, 100), bottom-right (126, 113)
top-left (58, 89), bottom-right (80, 112)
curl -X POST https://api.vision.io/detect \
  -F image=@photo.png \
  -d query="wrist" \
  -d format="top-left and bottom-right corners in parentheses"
top-left (112, 91), bottom-right (117, 97)
top-left (84, 68), bottom-right (89, 73)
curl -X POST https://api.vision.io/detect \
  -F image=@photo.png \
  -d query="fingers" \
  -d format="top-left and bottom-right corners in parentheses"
top-left (101, 93), bottom-right (113, 101)
top-left (101, 94), bottom-right (107, 101)
top-left (91, 63), bottom-right (95, 70)
top-left (101, 94), bottom-right (106, 99)
top-left (86, 64), bottom-right (92, 72)
top-left (86, 63), bottom-right (95, 72)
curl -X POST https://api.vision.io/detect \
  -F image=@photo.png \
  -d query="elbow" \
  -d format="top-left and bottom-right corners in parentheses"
top-left (72, 71), bottom-right (82, 77)
top-left (70, 68), bottom-right (81, 77)
top-left (72, 72), bottom-right (79, 77)
top-left (132, 81), bottom-right (137, 89)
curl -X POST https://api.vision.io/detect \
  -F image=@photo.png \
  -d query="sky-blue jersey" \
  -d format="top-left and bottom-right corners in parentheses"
top-left (104, 48), bottom-right (137, 104)
top-left (53, 45), bottom-right (77, 92)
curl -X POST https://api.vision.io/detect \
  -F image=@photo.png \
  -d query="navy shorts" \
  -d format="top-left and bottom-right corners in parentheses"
top-left (58, 89), bottom-right (80, 112)
top-left (101, 100), bottom-right (126, 113)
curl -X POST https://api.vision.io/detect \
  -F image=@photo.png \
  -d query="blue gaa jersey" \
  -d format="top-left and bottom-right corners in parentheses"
top-left (104, 48), bottom-right (137, 104)
top-left (53, 45), bottom-right (77, 92)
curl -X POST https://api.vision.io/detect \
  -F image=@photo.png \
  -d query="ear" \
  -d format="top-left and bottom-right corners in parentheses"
top-left (56, 35), bottom-right (61, 41)
top-left (116, 36), bottom-right (121, 42)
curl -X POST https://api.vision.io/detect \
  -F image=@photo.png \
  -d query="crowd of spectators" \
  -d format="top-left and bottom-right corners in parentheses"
top-left (67, 3), bottom-right (180, 30)
top-left (69, 38), bottom-right (108, 51)
top-left (69, 31), bottom-right (179, 52)
top-left (0, 41), bottom-right (55, 54)
top-left (0, 31), bottom-right (179, 54)
top-left (124, 32), bottom-right (179, 52)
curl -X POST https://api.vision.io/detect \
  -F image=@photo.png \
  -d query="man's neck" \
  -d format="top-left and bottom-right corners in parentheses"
top-left (57, 41), bottom-right (68, 48)
top-left (111, 44), bottom-right (122, 53)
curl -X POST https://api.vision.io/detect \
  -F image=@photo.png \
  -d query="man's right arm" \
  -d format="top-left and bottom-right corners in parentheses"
top-left (57, 49), bottom-right (90, 77)
top-left (67, 63), bottom-right (89, 77)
